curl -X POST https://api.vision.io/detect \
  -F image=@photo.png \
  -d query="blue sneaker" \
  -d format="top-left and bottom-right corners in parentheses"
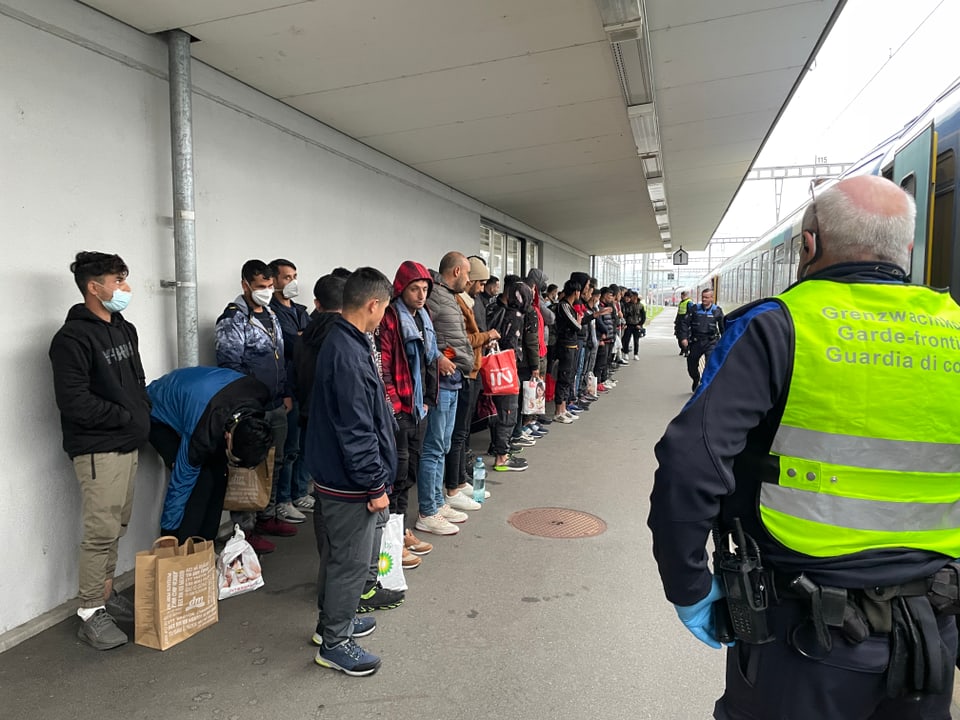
top-left (311, 616), bottom-right (377, 645)
top-left (567, 404), bottom-right (583, 414)
top-left (315, 638), bottom-right (381, 676)
top-left (352, 615), bottom-right (377, 638)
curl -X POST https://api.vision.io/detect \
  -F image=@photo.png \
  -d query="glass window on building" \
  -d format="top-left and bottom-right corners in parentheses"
top-left (524, 239), bottom-right (540, 276)
top-left (479, 226), bottom-right (492, 268)
top-left (506, 235), bottom-right (520, 277)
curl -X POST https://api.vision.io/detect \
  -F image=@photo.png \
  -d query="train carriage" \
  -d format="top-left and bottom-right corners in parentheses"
top-left (698, 78), bottom-right (960, 311)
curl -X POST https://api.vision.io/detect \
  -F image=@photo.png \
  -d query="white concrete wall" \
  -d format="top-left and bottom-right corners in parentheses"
top-left (0, 0), bottom-right (587, 639)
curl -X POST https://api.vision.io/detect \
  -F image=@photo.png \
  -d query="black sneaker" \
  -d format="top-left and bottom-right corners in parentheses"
top-left (536, 415), bottom-right (553, 425)
top-left (105, 590), bottom-right (134, 624)
top-left (77, 609), bottom-right (128, 650)
top-left (357, 582), bottom-right (405, 613)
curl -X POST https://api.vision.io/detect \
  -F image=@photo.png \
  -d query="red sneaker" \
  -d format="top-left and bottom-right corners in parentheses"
top-left (255, 517), bottom-right (298, 537)
top-left (247, 534), bottom-right (276, 555)
top-left (597, 383), bottom-right (607, 392)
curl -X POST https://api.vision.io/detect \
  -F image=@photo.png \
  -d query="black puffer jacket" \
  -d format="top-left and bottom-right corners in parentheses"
top-left (49, 304), bottom-right (151, 457)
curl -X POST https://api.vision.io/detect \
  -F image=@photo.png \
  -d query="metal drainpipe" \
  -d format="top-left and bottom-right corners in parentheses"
top-left (166, 29), bottom-right (199, 367)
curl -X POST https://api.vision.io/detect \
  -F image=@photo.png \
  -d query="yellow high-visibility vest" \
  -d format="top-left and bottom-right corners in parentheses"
top-left (761, 279), bottom-right (960, 558)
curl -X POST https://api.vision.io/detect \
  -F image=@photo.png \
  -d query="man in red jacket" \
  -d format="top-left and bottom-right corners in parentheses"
top-left (377, 261), bottom-right (442, 558)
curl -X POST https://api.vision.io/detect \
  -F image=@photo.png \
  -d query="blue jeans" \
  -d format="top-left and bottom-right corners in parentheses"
top-left (417, 388), bottom-right (458, 517)
top-left (276, 402), bottom-right (300, 504)
top-left (293, 423), bottom-right (313, 501)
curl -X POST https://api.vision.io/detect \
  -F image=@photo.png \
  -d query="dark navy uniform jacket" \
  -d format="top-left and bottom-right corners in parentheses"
top-left (680, 302), bottom-right (725, 342)
top-left (648, 263), bottom-right (948, 606)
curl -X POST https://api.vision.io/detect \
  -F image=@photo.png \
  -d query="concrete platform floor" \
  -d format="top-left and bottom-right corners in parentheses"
top-left (1, 309), bottom-right (956, 719)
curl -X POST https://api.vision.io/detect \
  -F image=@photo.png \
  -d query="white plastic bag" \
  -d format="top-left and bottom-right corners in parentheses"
top-left (522, 379), bottom-right (546, 415)
top-left (586, 372), bottom-right (598, 397)
top-left (217, 524), bottom-right (264, 600)
top-left (378, 514), bottom-right (407, 592)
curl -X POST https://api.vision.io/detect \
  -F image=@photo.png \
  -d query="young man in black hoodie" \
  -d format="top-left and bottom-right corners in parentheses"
top-left (49, 251), bottom-right (151, 650)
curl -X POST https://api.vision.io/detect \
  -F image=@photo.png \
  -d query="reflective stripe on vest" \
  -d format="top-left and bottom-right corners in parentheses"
top-left (761, 279), bottom-right (960, 558)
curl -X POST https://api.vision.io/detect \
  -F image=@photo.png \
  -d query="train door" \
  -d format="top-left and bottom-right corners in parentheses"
top-left (893, 123), bottom-right (936, 283)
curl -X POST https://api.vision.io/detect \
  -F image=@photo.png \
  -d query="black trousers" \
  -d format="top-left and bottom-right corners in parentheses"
top-left (593, 341), bottom-right (609, 383)
top-left (715, 599), bottom-right (956, 720)
top-left (150, 420), bottom-right (228, 542)
top-left (623, 324), bottom-right (642, 355)
top-left (445, 378), bottom-right (480, 491)
top-left (554, 345), bottom-right (578, 408)
top-left (687, 337), bottom-right (718, 385)
top-left (390, 411), bottom-right (426, 521)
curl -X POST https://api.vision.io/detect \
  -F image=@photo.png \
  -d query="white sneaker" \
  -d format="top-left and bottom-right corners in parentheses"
top-left (446, 492), bottom-right (481, 511)
top-left (553, 413), bottom-right (574, 424)
top-left (293, 495), bottom-right (315, 512)
top-left (438, 504), bottom-right (468, 523)
top-left (564, 411), bottom-right (580, 421)
top-left (633, 354), bottom-right (639, 361)
top-left (415, 513), bottom-right (459, 535)
top-left (276, 501), bottom-right (306, 523)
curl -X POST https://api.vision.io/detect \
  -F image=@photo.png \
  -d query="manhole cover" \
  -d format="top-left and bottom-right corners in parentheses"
top-left (507, 507), bottom-right (607, 538)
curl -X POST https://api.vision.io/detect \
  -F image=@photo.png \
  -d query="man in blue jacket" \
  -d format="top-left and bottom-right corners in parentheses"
top-left (216, 259), bottom-right (296, 552)
top-left (306, 267), bottom-right (397, 677)
top-left (147, 366), bottom-right (274, 543)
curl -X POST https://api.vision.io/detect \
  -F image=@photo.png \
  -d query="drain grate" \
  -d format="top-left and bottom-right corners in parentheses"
top-left (507, 507), bottom-right (607, 538)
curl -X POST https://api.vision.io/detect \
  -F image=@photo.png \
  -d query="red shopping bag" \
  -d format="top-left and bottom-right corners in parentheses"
top-left (480, 342), bottom-right (520, 396)
top-left (544, 372), bottom-right (556, 403)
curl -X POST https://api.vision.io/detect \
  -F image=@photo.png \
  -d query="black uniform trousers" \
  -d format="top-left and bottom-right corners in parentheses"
top-left (714, 599), bottom-right (956, 720)
top-left (150, 420), bottom-right (229, 542)
top-left (687, 335), bottom-right (719, 387)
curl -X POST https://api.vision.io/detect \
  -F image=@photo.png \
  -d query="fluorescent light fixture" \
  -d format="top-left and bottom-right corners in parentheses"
top-left (652, 199), bottom-right (667, 213)
top-left (660, 231), bottom-right (671, 241)
top-left (655, 212), bottom-right (669, 226)
top-left (647, 181), bottom-right (665, 203)
top-left (628, 104), bottom-right (658, 155)
top-left (596, 0), bottom-right (643, 29)
top-left (641, 153), bottom-right (662, 179)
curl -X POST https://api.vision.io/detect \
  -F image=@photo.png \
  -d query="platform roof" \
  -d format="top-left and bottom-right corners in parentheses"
top-left (81, 0), bottom-right (845, 255)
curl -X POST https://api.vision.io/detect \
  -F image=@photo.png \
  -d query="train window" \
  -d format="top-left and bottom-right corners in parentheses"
top-left (773, 244), bottom-right (787, 293)
top-left (790, 236), bottom-right (802, 281)
top-left (750, 256), bottom-right (759, 301)
top-left (882, 165), bottom-right (894, 181)
top-left (900, 173), bottom-right (917, 199)
top-left (929, 149), bottom-right (955, 293)
top-left (760, 251), bottom-right (771, 297)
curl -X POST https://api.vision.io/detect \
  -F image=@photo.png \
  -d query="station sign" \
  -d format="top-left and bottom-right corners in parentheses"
top-left (672, 247), bottom-right (688, 265)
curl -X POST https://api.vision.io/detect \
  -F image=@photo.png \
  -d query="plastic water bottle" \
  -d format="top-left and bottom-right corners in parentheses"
top-left (472, 457), bottom-right (486, 504)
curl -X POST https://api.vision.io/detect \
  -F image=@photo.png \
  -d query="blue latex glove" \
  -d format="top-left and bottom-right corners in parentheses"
top-left (674, 575), bottom-right (728, 649)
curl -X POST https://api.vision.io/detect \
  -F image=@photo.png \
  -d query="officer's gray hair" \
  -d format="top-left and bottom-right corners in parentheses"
top-left (814, 182), bottom-right (915, 270)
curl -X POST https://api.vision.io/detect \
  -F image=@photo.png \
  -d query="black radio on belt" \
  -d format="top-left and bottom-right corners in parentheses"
top-left (713, 519), bottom-right (774, 644)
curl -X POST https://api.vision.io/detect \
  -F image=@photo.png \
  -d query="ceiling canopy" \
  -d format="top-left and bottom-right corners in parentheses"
top-left (82, 0), bottom-right (845, 255)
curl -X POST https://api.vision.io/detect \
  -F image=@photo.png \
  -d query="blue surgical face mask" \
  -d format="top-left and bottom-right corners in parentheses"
top-left (97, 283), bottom-right (132, 313)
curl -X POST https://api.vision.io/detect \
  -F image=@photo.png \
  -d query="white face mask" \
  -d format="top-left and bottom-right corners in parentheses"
top-left (282, 279), bottom-right (299, 299)
top-left (251, 288), bottom-right (273, 307)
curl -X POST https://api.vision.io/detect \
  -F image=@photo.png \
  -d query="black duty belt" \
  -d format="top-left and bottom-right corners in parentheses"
top-left (773, 564), bottom-right (960, 699)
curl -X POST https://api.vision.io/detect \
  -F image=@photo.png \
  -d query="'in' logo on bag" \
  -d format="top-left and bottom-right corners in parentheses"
top-left (491, 369), bottom-right (513, 386)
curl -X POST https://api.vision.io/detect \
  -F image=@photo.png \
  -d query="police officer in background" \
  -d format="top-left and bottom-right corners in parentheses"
top-left (648, 175), bottom-right (960, 719)
top-left (674, 290), bottom-right (691, 356)
top-left (680, 288), bottom-right (724, 391)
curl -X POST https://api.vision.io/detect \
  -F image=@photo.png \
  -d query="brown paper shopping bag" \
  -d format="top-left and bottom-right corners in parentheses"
top-left (222, 447), bottom-right (275, 511)
top-left (135, 536), bottom-right (219, 650)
